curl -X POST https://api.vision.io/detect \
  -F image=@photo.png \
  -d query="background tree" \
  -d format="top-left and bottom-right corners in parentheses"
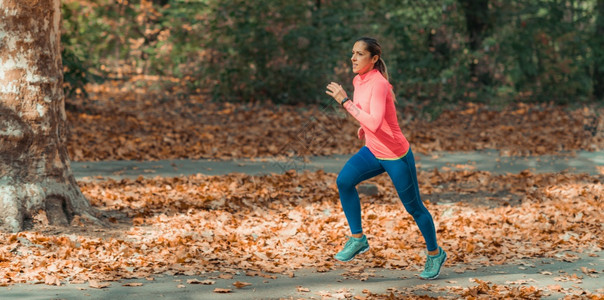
top-left (459, 0), bottom-right (491, 51)
top-left (0, 0), bottom-right (101, 232)
top-left (459, 0), bottom-right (493, 89)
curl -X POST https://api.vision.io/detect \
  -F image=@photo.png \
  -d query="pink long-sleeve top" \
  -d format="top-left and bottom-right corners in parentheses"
top-left (343, 69), bottom-right (409, 160)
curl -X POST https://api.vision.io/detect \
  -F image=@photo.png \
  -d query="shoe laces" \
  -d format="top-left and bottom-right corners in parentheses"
top-left (344, 236), bottom-right (354, 247)
top-left (425, 255), bottom-right (435, 270)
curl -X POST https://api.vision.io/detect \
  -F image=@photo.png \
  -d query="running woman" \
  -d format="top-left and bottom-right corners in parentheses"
top-left (325, 37), bottom-right (447, 280)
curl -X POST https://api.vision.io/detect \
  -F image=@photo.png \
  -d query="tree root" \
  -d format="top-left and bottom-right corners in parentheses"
top-left (0, 179), bottom-right (107, 232)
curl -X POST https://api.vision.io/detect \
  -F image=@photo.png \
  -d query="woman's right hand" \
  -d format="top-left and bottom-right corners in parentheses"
top-left (325, 82), bottom-right (348, 104)
top-left (357, 127), bottom-right (365, 140)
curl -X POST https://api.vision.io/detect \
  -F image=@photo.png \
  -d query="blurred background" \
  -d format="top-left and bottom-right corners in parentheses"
top-left (61, 0), bottom-right (604, 162)
top-left (62, 0), bottom-right (604, 105)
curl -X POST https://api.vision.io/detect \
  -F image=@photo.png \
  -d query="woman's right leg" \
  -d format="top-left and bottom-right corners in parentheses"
top-left (334, 147), bottom-right (384, 262)
top-left (336, 146), bottom-right (385, 235)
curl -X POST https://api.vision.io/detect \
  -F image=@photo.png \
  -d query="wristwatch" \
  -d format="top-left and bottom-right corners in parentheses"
top-left (341, 97), bottom-right (350, 106)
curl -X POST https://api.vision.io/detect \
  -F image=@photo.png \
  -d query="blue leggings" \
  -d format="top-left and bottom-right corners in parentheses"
top-left (336, 146), bottom-right (438, 252)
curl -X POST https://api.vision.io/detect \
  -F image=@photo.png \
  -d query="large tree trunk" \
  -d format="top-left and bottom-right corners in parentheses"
top-left (594, 0), bottom-right (604, 99)
top-left (0, 0), bottom-right (101, 232)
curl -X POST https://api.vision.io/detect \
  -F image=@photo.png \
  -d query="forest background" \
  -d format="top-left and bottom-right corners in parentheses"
top-left (62, 0), bottom-right (604, 107)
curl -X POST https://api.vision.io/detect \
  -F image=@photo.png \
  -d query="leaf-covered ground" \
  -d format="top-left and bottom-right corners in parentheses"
top-left (1, 169), bottom-right (601, 298)
top-left (3, 81), bottom-right (602, 298)
top-left (66, 80), bottom-right (604, 161)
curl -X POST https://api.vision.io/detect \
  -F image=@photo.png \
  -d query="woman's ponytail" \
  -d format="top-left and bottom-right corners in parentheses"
top-left (375, 57), bottom-right (395, 102)
top-left (375, 57), bottom-right (390, 81)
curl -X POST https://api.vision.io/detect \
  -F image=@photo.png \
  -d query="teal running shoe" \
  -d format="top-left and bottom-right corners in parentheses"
top-left (334, 235), bottom-right (370, 262)
top-left (420, 246), bottom-right (447, 279)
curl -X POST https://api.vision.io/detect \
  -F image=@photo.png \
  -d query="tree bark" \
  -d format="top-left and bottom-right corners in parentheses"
top-left (594, 0), bottom-right (604, 99)
top-left (458, 0), bottom-right (490, 51)
top-left (152, 0), bottom-right (169, 6)
top-left (0, 0), bottom-right (101, 232)
top-left (458, 0), bottom-right (492, 87)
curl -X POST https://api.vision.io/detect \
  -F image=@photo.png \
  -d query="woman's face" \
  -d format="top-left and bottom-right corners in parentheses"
top-left (351, 41), bottom-right (378, 74)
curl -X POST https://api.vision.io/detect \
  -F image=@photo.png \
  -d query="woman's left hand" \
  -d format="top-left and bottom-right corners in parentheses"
top-left (326, 82), bottom-right (348, 104)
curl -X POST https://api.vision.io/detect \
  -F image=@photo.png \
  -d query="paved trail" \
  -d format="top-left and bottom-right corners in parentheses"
top-left (72, 150), bottom-right (603, 180)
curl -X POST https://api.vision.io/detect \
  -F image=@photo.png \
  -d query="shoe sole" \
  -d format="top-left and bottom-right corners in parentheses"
top-left (421, 253), bottom-right (447, 280)
top-left (334, 245), bottom-right (370, 262)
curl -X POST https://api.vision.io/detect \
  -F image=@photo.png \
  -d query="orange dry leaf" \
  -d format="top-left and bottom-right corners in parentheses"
top-left (89, 280), bottom-right (110, 289)
top-left (122, 282), bottom-right (143, 287)
top-left (213, 288), bottom-right (232, 293)
top-left (232, 281), bottom-right (252, 288)
top-left (44, 275), bottom-right (61, 286)
top-left (548, 284), bottom-right (562, 291)
top-left (187, 279), bottom-right (215, 285)
top-left (580, 267), bottom-right (597, 274)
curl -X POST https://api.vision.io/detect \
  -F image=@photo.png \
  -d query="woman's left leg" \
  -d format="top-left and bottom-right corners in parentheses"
top-left (380, 148), bottom-right (447, 279)
top-left (380, 149), bottom-right (437, 251)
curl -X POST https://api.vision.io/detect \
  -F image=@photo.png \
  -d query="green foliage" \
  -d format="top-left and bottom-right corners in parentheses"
top-left (494, 0), bottom-right (596, 104)
top-left (61, 0), bottom-right (604, 104)
top-left (61, 1), bottom-right (91, 98)
top-left (200, 0), bottom-right (364, 104)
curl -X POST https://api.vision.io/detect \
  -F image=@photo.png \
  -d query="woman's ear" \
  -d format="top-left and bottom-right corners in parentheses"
top-left (372, 55), bottom-right (379, 64)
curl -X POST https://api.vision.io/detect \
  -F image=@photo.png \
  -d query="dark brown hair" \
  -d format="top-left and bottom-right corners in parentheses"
top-left (356, 37), bottom-right (390, 81)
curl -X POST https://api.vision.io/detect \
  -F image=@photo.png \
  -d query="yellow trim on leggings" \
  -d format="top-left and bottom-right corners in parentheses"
top-left (376, 149), bottom-right (409, 161)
